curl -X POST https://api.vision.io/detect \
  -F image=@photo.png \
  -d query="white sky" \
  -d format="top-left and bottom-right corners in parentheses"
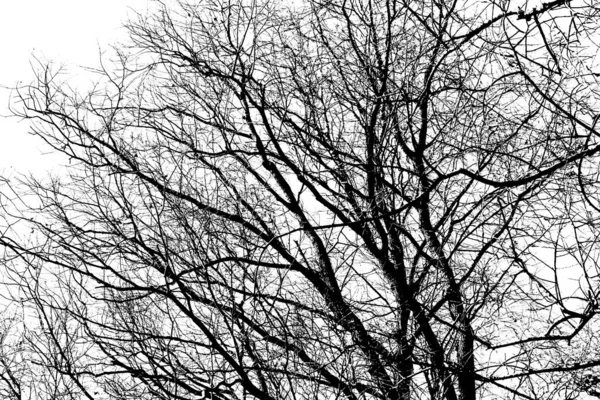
top-left (0, 0), bottom-right (148, 176)
top-left (0, 0), bottom-right (546, 179)
top-left (0, 2), bottom-right (596, 398)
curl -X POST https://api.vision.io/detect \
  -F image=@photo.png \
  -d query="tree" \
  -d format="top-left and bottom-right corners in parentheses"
top-left (3, 0), bottom-right (600, 398)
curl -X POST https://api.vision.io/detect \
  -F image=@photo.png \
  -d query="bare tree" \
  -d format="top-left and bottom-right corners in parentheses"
top-left (0, 310), bottom-right (25, 400)
top-left (3, 0), bottom-right (600, 398)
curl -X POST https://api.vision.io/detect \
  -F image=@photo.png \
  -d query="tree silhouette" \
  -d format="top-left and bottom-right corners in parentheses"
top-left (3, 0), bottom-right (600, 398)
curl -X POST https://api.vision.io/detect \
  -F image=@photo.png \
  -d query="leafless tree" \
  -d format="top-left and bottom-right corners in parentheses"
top-left (0, 310), bottom-right (25, 400)
top-left (3, 0), bottom-right (600, 398)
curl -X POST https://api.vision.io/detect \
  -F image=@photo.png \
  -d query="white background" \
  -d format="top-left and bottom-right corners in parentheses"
top-left (0, 1), bottom-right (148, 176)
